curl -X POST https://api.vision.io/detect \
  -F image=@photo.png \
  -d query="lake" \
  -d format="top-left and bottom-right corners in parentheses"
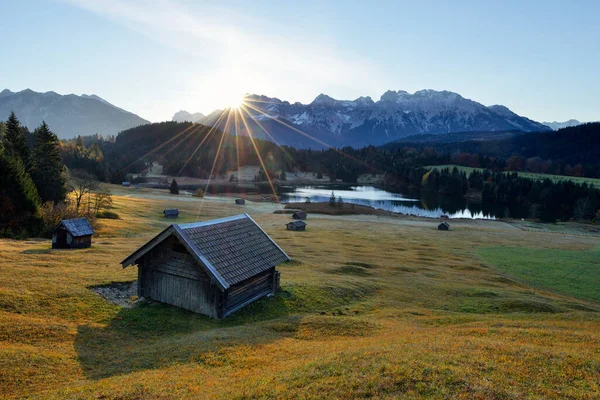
top-left (280, 185), bottom-right (500, 219)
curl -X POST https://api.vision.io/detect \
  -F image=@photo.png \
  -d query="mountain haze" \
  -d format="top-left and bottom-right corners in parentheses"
top-left (172, 110), bottom-right (206, 123)
top-left (209, 90), bottom-right (551, 148)
top-left (0, 89), bottom-right (149, 138)
top-left (541, 119), bottom-right (582, 130)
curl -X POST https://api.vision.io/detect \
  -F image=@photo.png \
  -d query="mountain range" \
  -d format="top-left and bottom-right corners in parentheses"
top-left (177, 90), bottom-right (552, 148)
top-left (541, 119), bottom-right (582, 131)
top-left (1, 87), bottom-right (560, 147)
top-left (172, 110), bottom-right (206, 123)
top-left (0, 89), bottom-right (149, 138)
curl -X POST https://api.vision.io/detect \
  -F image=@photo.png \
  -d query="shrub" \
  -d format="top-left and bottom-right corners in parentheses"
top-left (193, 188), bottom-right (205, 198)
top-left (329, 192), bottom-right (336, 207)
top-left (169, 179), bottom-right (179, 194)
top-left (39, 201), bottom-right (78, 236)
top-left (96, 211), bottom-right (120, 219)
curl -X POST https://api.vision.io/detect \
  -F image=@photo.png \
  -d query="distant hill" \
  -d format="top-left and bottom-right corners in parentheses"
top-left (385, 122), bottom-right (600, 167)
top-left (542, 119), bottom-right (582, 130)
top-left (384, 129), bottom-right (531, 145)
top-left (202, 90), bottom-right (551, 149)
top-left (172, 110), bottom-right (206, 123)
top-left (0, 89), bottom-right (149, 138)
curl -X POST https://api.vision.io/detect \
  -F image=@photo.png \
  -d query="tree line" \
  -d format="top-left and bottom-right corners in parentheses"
top-left (0, 112), bottom-right (113, 238)
top-left (57, 120), bottom-right (600, 224)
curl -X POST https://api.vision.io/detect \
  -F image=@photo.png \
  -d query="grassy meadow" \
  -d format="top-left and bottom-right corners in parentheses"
top-left (429, 164), bottom-right (600, 186)
top-left (1, 185), bottom-right (600, 398)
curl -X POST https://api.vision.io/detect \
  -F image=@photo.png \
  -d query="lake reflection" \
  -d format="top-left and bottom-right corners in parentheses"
top-left (280, 185), bottom-right (498, 220)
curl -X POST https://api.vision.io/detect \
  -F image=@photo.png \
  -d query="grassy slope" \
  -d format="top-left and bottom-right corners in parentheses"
top-left (476, 246), bottom-right (600, 303)
top-left (429, 164), bottom-right (600, 186)
top-left (1, 186), bottom-right (600, 399)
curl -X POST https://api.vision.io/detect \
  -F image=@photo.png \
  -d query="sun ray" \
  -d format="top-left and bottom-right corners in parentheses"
top-left (234, 108), bottom-right (241, 183)
top-left (238, 109), bottom-right (280, 203)
top-left (118, 122), bottom-right (199, 175)
top-left (197, 109), bottom-right (234, 215)
top-left (153, 123), bottom-right (204, 165)
top-left (243, 101), bottom-right (381, 174)
top-left (237, 106), bottom-right (300, 244)
top-left (176, 110), bottom-right (229, 176)
top-left (239, 104), bottom-right (296, 164)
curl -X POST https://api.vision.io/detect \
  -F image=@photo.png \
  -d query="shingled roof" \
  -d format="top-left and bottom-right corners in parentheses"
top-left (121, 214), bottom-right (290, 289)
top-left (58, 218), bottom-right (94, 237)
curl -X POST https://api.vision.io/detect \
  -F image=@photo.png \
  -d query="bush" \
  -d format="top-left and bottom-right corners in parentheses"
top-left (329, 192), bottom-right (336, 207)
top-left (169, 179), bottom-right (179, 194)
top-left (96, 211), bottom-right (120, 219)
top-left (193, 188), bottom-right (205, 198)
top-left (39, 201), bottom-right (78, 237)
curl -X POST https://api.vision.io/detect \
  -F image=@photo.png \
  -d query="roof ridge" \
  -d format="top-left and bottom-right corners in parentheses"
top-left (178, 214), bottom-right (247, 230)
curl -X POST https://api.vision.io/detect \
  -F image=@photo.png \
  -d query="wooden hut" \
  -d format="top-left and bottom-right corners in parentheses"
top-left (292, 211), bottom-right (307, 220)
top-left (163, 209), bottom-right (179, 218)
top-left (286, 220), bottom-right (307, 231)
top-left (121, 214), bottom-right (290, 318)
top-left (235, 198), bottom-right (246, 205)
top-left (438, 221), bottom-right (450, 231)
top-left (52, 218), bottom-right (94, 249)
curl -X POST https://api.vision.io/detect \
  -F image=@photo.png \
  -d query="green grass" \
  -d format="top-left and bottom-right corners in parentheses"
top-left (477, 246), bottom-right (600, 302)
top-left (429, 164), bottom-right (600, 186)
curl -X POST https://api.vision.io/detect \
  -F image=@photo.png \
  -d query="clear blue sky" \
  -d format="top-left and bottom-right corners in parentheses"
top-left (2, 0), bottom-right (599, 123)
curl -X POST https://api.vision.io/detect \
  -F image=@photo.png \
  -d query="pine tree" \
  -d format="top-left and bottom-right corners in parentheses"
top-left (30, 122), bottom-right (67, 203)
top-left (0, 122), bottom-right (5, 154)
top-left (4, 112), bottom-right (30, 167)
top-left (170, 179), bottom-right (179, 194)
top-left (0, 151), bottom-right (41, 236)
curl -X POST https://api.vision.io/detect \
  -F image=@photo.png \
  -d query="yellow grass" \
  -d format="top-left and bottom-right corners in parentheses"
top-left (1, 185), bottom-right (600, 399)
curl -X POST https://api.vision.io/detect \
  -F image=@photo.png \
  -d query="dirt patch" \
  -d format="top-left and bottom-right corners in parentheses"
top-left (90, 281), bottom-right (139, 308)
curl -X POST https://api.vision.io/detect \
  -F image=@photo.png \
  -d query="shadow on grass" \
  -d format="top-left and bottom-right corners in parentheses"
top-left (75, 281), bottom-right (376, 379)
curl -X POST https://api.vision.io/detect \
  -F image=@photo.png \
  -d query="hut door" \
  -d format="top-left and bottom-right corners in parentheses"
top-left (56, 228), bottom-right (68, 248)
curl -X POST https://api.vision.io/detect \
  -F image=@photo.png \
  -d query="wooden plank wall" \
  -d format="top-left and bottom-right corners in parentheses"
top-left (139, 236), bottom-right (218, 317)
top-left (226, 269), bottom-right (274, 313)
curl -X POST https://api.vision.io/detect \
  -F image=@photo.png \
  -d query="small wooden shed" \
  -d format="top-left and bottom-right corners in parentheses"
top-left (292, 211), bottom-right (307, 220)
top-left (163, 209), bottom-right (179, 218)
top-left (235, 198), bottom-right (246, 205)
top-left (438, 221), bottom-right (450, 231)
top-left (121, 214), bottom-right (290, 318)
top-left (286, 220), bottom-right (307, 231)
top-left (52, 218), bottom-right (94, 249)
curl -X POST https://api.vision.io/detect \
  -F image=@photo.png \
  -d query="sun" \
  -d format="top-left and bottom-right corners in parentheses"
top-left (225, 93), bottom-right (246, 110)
